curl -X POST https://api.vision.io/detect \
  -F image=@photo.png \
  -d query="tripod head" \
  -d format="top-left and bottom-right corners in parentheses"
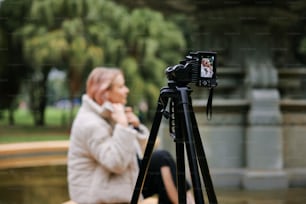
top-left (165, 51), bottom-right (217, 119)
top-left (165, 51), bottom-right (217, 88)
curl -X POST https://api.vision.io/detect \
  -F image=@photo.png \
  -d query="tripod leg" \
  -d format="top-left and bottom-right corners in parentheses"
top-left (190, 105), bottom-right (218, 204)
top-left (174, 105), bottom-right (187, 203)
top-left (177, 87), bottom-right (205, 204)
top-left (131, 95), bottom-right (168, 204)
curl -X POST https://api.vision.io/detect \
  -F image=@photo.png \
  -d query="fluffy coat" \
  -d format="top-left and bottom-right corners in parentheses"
top-left (68, 95), bottom-right (149, 204)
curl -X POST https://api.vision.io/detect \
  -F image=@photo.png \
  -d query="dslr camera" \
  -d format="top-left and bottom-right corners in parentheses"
top-left (166, 51), bottom-right (217, 88)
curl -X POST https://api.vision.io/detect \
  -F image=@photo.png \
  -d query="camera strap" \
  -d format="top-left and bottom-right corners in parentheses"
top-left (206, 88), bottom-right (214, 120)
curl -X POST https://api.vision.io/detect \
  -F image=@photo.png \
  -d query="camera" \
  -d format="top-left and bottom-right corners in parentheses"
top-left (165, 51), bottom-right (217, 88)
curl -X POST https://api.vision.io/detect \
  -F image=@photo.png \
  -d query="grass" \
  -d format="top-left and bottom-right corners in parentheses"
top-left (0, 106), bottom-right (78, 143)
top-left (0, 134), bottom-right (69, 143)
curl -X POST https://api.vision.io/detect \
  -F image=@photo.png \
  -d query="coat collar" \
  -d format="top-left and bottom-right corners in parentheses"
top-left (82, 94), bottom-right (114, 124)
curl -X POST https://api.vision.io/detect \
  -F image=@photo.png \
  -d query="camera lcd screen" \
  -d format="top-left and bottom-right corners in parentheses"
top-left (199, 53), bottom-right (215, 79)
top-left (195, 52), bottom-right (216, 87)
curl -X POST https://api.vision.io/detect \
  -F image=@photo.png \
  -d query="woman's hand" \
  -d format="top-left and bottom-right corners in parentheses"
top-left (110, 104), bottom-right (140, 128)
top-left (111, 103), bottom-right (129, 126)
top-left (125, 107), bottom-right (140, 128)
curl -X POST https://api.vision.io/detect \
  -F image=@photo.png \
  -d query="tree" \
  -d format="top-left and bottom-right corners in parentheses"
top-left (0, 0), bottom-right (32, 125)
top-left (119, 8), bottom-right (186, 119)
top-left (1, 0), bottom-right (187, 126)
top-left (18, 0), bottom-right (103, 125)
top-left (18, 0), bottom-right (186, 124)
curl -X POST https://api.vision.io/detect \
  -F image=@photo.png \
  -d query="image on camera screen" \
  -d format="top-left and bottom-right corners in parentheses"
top-left (200, 56), bottom-right (214, 79)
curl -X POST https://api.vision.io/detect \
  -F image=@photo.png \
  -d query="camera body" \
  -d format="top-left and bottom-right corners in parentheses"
top-left (166, 51), bottom-right (217, 88)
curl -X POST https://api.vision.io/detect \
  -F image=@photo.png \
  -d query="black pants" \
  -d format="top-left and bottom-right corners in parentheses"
top-left (141, 150), bottom-right (190, 204)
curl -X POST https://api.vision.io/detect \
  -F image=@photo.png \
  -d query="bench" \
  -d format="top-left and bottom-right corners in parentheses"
top-left (0, 141), bottom-right (69, 169)
top-left (0, 141), bottom-right (158, 204)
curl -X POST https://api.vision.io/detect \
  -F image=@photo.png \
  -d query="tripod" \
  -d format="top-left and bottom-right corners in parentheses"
top-left (131, 82), bottom-right (218, 204)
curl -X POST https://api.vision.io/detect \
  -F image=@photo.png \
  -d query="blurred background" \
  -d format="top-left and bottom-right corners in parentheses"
top-left (1, 0), bottom-right (306, 203)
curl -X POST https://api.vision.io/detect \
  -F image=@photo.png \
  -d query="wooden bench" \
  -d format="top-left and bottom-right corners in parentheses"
top-left (0, 141), bottom-right (69, 169)
top-left (0, 141), bottom-right (158, 204)
top-left (62, 196), bottom-right (158, 204)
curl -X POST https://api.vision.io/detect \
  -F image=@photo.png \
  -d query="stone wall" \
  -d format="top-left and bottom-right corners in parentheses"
top-left (158, 67), bottom-right (306, 189)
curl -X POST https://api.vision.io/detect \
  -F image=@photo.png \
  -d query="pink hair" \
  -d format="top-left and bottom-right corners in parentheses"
top-left (86, 67), bottom-right (122, 104)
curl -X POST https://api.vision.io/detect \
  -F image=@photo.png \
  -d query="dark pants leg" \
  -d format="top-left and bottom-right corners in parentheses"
top-left (141, 150), bottom-right (190, 204)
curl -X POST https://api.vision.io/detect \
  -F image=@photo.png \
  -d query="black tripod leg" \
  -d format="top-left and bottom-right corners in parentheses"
top-left (190, 107), bottom-right (218, 204)
top-left (130, 95), bottom-right (168, 204)
top-left (174, 103), bottom-right (187, 204)
top-left (178, 87), bottom-right (205, 204)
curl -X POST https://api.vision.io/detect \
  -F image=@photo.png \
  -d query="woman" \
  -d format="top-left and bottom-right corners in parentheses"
top-left (67, 67), bottom-right (194, 204)
top-left (200, 58), bottom-right (213, 78)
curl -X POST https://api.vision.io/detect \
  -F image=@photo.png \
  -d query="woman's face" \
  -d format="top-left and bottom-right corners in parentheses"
top-left (106, 74), bottom-right (129, 104)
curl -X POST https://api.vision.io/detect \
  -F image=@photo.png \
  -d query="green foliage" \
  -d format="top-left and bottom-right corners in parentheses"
top-left (121, 57), bottom-right (139, 79)
top-left (23, 29), bottom-right (68, 69)
top-left (0, 135), bottom-right (68, 143)
top-left (118, 7), bottom-right (186, 111)
top-left (2, 0), bottom-right (187, 123)
top-left (0, 0), bottom-right (32, 117)
top-left (0, 107), bottom-right (78, 127)
top-left (0, 106), bottom-right (71, 142)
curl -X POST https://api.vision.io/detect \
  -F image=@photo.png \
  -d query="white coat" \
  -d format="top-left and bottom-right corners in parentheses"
top-left (68, 95), bottom-right (149, 204)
